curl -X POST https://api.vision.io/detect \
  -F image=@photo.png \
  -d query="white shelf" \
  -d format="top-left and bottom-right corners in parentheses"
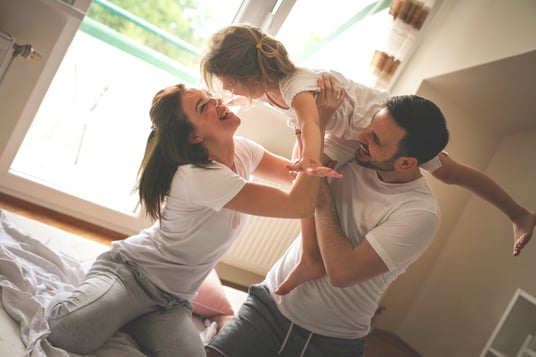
top-left (485, 347), bottom-right (508, 357)
top-left (481, 289), bottom-right (536, 357)
top-left (487, 346), bottom-right (508, 357)
top-left (516, 334), bottom-right (536, 357)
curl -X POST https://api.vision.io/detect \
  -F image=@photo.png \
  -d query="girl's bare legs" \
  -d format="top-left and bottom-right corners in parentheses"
top-left (276, 76), bottom-right (346, 295)
top-left (275, 217), bottom-right (326, 295)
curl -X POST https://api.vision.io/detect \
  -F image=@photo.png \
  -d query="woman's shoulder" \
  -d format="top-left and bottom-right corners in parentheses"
top-left (233, 136), bottom-right (265, 172)
top-left (233, 136), bottom-right (264, 152)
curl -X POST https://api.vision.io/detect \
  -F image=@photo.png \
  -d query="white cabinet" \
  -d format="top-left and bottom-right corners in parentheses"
top-left (481, 289), bottom-right (536, 357)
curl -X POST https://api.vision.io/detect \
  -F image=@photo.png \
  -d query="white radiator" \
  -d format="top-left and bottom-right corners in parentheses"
top-left (221, 215), bottom-right (300, 276)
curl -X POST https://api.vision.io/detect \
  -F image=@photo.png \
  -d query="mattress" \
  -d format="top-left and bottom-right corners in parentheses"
top-left (0, 209), bottom-right (248, 356)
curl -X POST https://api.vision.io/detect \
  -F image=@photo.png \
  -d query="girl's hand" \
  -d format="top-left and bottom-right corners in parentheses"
top-left (286, 158), bottom-right (343, 179)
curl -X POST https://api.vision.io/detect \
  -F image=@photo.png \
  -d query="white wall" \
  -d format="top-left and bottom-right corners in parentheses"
top-left (374, 0), bottom-right (536, 356)
top-left (374, 80), bottom-right (500, 332)
top-left (392, 0), bottom-right (536, 96)
top-left (408, 130), bottom-right (536, 357)
top-left (0, 0), bottom-right (85, 161)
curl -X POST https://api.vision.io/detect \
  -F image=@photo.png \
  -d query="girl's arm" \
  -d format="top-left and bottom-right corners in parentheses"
top-left (290, 89), bottom-right (344, 178)
top-left (431, 152), bottom-right (535, 256)
top-left (293, 91), bottom-right (324, 170)
top-left (228, 80), bottom-right (345, 219)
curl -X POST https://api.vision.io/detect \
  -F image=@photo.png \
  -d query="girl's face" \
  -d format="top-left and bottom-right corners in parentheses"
top-left (182, 89), bottom-right (241, 143)
top-left (219, 76), bottom-right (265, 99)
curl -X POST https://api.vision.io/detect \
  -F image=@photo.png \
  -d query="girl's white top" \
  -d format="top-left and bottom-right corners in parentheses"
top-left (265, 68), bottom-right (388, 140)
top-left (261, 67), bottom-right (442, 172)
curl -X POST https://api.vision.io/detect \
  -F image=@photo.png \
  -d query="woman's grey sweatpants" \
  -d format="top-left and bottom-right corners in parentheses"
top-left (46, 251), bottom-right (204, 357)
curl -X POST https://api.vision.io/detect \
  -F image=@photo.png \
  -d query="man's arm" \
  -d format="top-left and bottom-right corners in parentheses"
top-left (314, 179), bottom-right (388, 287)
top-left (431, 152), bottom-right (535, 256)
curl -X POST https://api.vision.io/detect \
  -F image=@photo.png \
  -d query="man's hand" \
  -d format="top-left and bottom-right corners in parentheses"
top-left (316, 75), bottom-right (346, 129)
top-left (512, 210), bottom-right (536, 256)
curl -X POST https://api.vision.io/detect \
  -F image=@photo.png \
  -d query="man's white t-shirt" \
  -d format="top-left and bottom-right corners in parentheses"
top-left (265, 156), bottom-right (440, 339)
top-left (261, 67), bottom-right (443, 172)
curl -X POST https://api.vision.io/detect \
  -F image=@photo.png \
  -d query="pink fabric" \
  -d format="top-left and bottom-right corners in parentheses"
top-left (192, 269), bottom-right (234, 317)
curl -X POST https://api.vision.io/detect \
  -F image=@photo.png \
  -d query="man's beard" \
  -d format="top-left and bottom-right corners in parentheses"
top-left (354, 146), bottom-right (398, 172)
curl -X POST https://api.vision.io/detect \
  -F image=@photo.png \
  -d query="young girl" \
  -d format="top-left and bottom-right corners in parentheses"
top-left (200, 24), bottom-right (535, 294)
top-left (45, 84), bottom-right (339, 356)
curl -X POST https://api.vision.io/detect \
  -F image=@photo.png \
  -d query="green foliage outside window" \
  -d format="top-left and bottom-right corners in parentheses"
top-left (86, 0), bottom-right (213, 69)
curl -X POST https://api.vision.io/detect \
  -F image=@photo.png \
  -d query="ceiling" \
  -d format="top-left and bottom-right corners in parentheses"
top-left (422, 50), bottom-right (536, 137)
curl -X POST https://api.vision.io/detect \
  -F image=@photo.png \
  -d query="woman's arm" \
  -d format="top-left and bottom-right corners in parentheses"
top-left (252, 150), bottom-right (296, 187)
top-left (224, 78), bottom-right (346, 220)
top-left (224, 167), bottom-right (319, 218)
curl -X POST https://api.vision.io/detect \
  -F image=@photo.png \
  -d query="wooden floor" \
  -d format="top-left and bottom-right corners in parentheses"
top-left (0, 192), bottom-right (124, 246)
top-left (365, 329), bottom-right (423, 357)
top-left (0, 192), bottom-right (421, 357)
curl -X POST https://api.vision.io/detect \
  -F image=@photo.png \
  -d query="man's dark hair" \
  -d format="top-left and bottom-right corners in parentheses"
top-left (385, 95), bottom-right (449, 164)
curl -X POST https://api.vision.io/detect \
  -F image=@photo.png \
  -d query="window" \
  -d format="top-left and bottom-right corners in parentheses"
top-left (276, 0), bottom-right (391, 86)
top-left (3, 0), bottom-right (392, 233)
top-left (9, 0), bottom-right (244, 219)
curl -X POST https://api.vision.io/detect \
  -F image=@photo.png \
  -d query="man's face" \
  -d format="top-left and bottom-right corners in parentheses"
top-left (354, 109), bottom-right (407, 172)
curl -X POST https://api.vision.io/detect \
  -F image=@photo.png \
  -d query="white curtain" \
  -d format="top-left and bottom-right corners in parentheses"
top-left (370, 0), bottom-right (436, 88)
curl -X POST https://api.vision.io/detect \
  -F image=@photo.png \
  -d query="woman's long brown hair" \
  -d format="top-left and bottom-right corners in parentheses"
top-left (136, 84), bottom-right (211, 221)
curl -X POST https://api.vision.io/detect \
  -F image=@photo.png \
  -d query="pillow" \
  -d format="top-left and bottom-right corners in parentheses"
top-left (192, 269), bottom-right (234, 317)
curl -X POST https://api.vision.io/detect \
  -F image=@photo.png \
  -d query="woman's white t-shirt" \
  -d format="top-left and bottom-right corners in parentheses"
top-left (111, 136), bottom-right (264, 301)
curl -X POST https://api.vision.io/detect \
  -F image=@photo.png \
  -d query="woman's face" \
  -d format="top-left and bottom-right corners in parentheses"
top-left (182, 88), bottom-right (241, 143)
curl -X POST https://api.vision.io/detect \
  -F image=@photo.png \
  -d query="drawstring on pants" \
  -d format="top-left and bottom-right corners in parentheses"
top-left (300, 331), bottom-right (314, 357)
top-left (278, 322), bottom-right (294, 354)
top-left (278, 322), bottom-right (315, 356)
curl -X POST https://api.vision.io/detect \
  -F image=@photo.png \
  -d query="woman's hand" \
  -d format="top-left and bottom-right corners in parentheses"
top-left (316, 75), bottom-right (346, 130)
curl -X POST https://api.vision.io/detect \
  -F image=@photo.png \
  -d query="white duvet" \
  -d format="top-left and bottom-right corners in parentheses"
top-left (0, 210), bottom-right (216, 357)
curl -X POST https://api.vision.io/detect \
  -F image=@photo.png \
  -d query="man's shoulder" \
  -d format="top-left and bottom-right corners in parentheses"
top-left (348, 164), bottom-right (439, 211)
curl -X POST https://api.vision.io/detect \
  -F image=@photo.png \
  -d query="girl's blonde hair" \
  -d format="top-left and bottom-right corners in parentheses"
top-left (201, 24), bottom-right (296, 97)
top-left (136, 84), bottom-right (210, 221)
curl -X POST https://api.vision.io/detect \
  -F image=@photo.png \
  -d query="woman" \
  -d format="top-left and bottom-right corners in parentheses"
top-left (46, 84), bottom-right (338, 356)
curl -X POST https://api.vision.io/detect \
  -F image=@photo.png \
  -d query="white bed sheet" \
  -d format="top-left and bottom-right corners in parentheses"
top-left (0, 210), bottom-right (247, 357)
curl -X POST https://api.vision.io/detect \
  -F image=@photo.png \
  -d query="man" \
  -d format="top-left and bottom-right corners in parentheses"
top-left (206, 83), bottom-right (449, 357)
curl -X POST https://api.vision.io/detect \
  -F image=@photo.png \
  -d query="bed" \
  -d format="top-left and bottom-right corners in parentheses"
top-left (0, 209), bottom-right (248, 356)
